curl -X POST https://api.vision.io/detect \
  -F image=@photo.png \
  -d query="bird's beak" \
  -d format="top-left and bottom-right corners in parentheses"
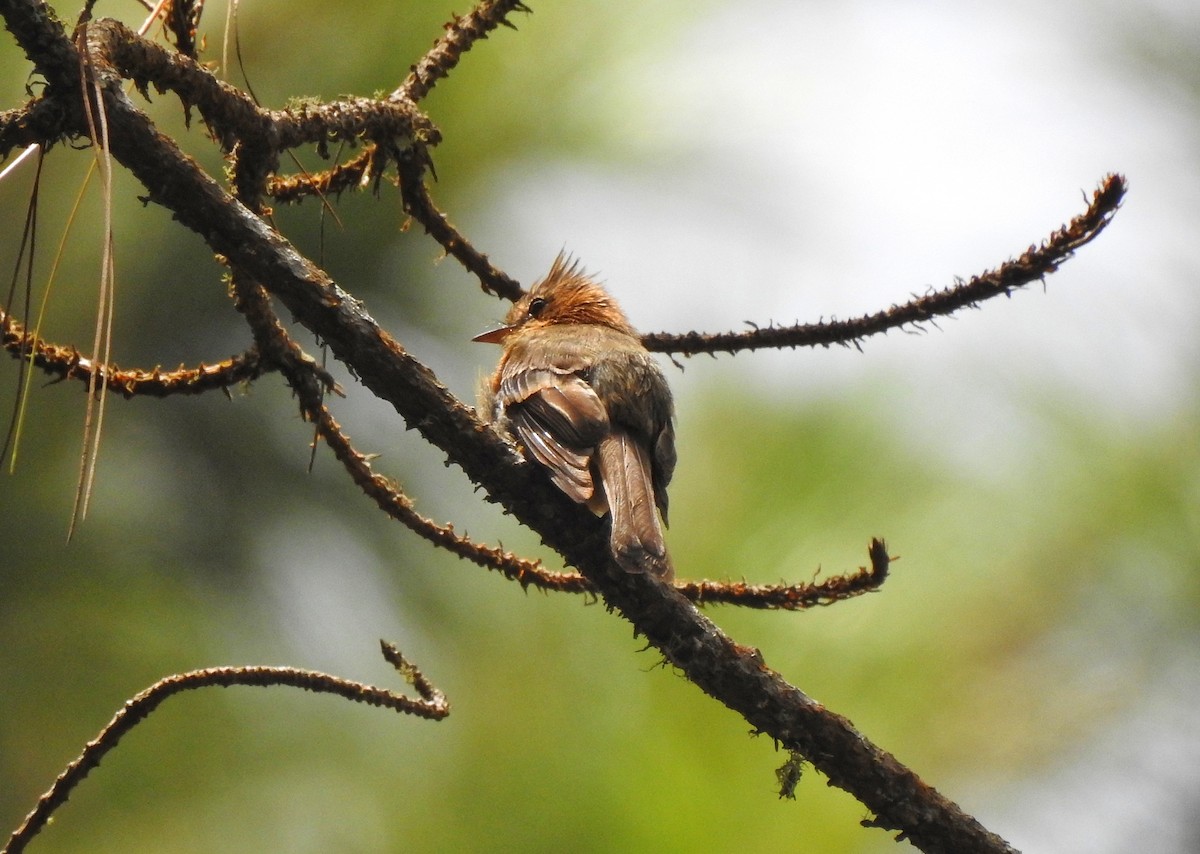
top-left (472, 325), bottom-right (514, 344)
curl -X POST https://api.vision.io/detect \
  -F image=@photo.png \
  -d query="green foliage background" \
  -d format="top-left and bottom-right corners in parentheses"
top-left (1, 2), bottom-right (1197, 852)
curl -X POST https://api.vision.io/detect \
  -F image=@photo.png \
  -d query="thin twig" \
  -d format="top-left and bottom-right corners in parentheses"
top-left (0, 306), bottom-right (266, 395)
top-left (642, 174), bottom-right (1126, 356)
top-left (2, 641), bottom-right (447, 854)
top-left (395, 0), bottom-right (532, 104)
top-left (396, 150), bottom-right (524, 300)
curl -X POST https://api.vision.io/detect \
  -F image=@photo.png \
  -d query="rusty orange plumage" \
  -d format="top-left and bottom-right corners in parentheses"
top-left (475, 254), bottom-right (676, 579)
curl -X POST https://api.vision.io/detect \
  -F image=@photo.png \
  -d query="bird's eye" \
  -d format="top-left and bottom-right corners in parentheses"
top-left (527, 297), bottom-right (547, 319)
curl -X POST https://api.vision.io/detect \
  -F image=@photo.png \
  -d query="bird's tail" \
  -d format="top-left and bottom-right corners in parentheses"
top-left (595, 430), bottom-right (673, 580)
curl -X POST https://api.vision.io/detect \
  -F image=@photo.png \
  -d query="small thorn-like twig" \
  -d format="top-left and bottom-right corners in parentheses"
top-left (679, 538), bottom-right (891, 609)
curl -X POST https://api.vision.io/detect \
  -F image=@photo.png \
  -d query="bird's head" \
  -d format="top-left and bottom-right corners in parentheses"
top-left (473, 253), bottom-right (636, 344)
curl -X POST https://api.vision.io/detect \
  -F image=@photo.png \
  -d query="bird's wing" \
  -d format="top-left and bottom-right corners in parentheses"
top-left (500, 368), bottom-right (610, 504)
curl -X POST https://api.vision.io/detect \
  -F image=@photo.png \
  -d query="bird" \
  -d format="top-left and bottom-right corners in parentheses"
top-left (474, 254), bottom-right (677, 580)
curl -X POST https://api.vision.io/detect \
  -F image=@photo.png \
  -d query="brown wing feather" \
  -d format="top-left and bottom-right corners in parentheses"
top-left (498, 370), bottom-right (607, 442)
top-left (509, 407), bottom-right (595, 502)
top-left (520, 383), bottom-right (609, 449)
top-left (501, 370), bottom-right (610, 505)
